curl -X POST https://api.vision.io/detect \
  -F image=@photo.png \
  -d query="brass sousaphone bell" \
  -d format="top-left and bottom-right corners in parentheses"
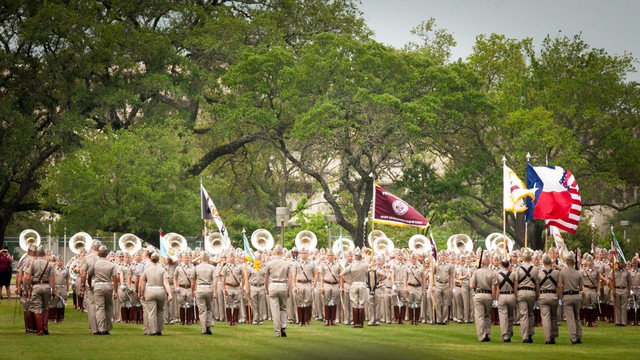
top-left (69, 232), bottom-right (92, 254)
top-left (295, 230), bottom-right (317, 251)
top-left (251, 229), bottom-right (274, 251)
top-left (118, 233), bottom-right (142, 255)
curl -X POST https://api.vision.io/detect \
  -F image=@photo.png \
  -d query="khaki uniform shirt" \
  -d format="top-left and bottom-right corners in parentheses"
top-left (264, 256), bottom-right (290, 283)
top-left (88, 258), bottom-right (118, 283)
top-left (191, 262), bottom-right (216, 286)
top-left (141, 262), bottom-right (168, 286)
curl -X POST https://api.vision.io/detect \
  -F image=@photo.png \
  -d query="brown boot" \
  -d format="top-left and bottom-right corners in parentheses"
top-left (330, 306), bottom-right (337, 326)
top-left (34, 312), bottom-right (44, 336)
top-left (324, 306), bottom-right (330, 326)
top-left (233, 308), bottom-right (240, 326)
top-left (415, 307), bottom-right (421, 325)
top-left (43, 309), bottom-right (49, 335)
top-left (399, 306), bottom-right (406, 325)
top-left (352, 308), bottom-right (358, 328)
top-left (297, 307), bottom-right (304, 326)
top-left (226, 308), bottom-right (233, 326)
top-left (393, 306), bottom-right (400, 324)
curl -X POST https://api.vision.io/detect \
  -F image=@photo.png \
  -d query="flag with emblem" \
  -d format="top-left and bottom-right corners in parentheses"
top-left (200, 183), bottom-right (230, 243)
top-left (610, 228), bottom-right (626, 264)
top-left (243, 229), bottom-right (260, 270)
top-left (371, 182), bottom-right (428, 229)
top-left (503, 163), bottom-right (535, 213)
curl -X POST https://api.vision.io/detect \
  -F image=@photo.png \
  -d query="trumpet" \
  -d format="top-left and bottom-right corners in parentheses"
top-left (295, 230), bottom-right (317, 251)
top-left (69, 232), bottom-right (92, 254)
top-left (119, 233), bottom-right (142, 255)
top-left (251, 229), bottom-right (274, 251)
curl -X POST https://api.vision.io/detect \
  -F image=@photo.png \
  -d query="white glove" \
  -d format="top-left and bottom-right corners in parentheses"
top-left (120, 285), bottom-right (126, 291)
top-left (631, 290), bottom-right (635, 296)
top-left (558, 299), bottom-right (563, 306)
top-left (492, 300), bottom-right (498, 308)
top-left (452, 288), bottom-right (456, 294)
top-left (392, 284), bottom-right (397, 291)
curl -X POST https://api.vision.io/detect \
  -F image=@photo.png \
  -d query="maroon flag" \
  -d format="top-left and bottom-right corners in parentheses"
top-left (372, 183), bottom-right (428, 229)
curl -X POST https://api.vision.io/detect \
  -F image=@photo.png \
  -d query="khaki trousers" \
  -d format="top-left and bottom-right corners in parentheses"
top-left (268, 285), bottom-right (288, 334)
top-left (144, 288), bottom-right (166, 334)
top-left (196, 287), bottom-right (214, 332)
top-left (498, 294), bottom-right (516, 340)
top-left (473, 293), bottom-right (492, 341)
top-left (250, 285), bottom-right (267, 323)
top-left (94, 284), bottom-right (114, 332)
top-left (563, 294), bottom-right (583, 342)
top-left (539, 294), bottom-right (559, 341)
top-left (517, 290), bottom-right (536, 339)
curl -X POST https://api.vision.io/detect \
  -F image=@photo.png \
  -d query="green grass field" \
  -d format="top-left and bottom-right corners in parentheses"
top-left (0, 300), bottom-right (637, 360)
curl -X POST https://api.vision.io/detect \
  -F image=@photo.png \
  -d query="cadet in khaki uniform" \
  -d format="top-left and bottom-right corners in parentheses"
top-left (293, 248), bottom-right (316, 326)
top-left (140, 252), bottom-right (173, 336)
top-left (433, 252), bottom-right (454, 325)
top-left (470, 253), bottom-right (495, 342)
top-left (50, 256), bottom-right (69, 323)
top-left (247, 253), bottom-right (267, 325)
top-left (516, 250), bottom-right (539, 343)
top-left (455, 255), bottom-right (473, 324)
top-left (25, 246), bottom-right (55, 336)
top-left (81, 240), bottom-right (102, 334)
top-left (629, 258), bottom-right (639, 325)
top-left (390, 252), bottom-right (408, 324)
top-left (404, 254), bottom-right (425, 325)
top-left (221, 253), bottom-right (244, 326)
top-left (610, 261), bottom-right (631, 326)
top-left (369, 256), bottom-right (388, 326)
top-left (264, 245), bottom-right (292, 337)
top-left (87, 246), bottom-right (120, 335)
top-left (164, 258), bottom-right (178, 325)
top-left (580, 254), bottom-right (600, 327)
top-left (190, 252), bottom-right (216, 334)
top-left (494, 259), bottom-right (517, 342)
top-left (538, 254), bottom-right (559, 344)
top-left (558, 252), bottom-right (583, 344)
top-left (340, 252), bottom-right (353, 325)
top-left (340, 248), bottom-right (369, 328)
top-left (320, 251), bottom-right (341, 326)
top-left (16, 245), bottom-right (36, 333)
top-left (174, 251), bottom-right (195, 325)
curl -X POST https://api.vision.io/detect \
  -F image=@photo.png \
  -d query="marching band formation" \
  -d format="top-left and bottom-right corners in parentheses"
top-left (12, 228), bottom-right (640, 344)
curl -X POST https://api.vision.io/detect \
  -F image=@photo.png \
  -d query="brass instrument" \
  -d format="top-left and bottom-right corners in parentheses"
top-left (446, 234), bottom-right (473, 253)
top-left (373, 236), bottom-right (395, 255)
top-left (69, 232), bottom-right (92, 254)
top-left (163, 232), bottom-right (188, 259)
top-left (295, 230), bottom-right (317, 251)
top-left (118, 233), bottom-right (142, 255)
top-left (251, 229), bottom-right (274, 251)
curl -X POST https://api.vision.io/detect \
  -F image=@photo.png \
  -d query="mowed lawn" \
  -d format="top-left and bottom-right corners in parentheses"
top-left (0, 301), bottom-right (637, 360)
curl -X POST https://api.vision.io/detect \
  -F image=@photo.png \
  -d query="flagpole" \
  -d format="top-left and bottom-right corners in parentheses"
top-left (524, 153), bottom-right (531, 249)
top-left (544, 228), bottom-right (548, 252)
top-left (200, 178), bottom-right (206, 244)
top-left (502, 157), bottom-right (508, 258)
top-left (242, 229), bottom-right (252, 325)
top-left (610, 226), bottom-right (617, 324)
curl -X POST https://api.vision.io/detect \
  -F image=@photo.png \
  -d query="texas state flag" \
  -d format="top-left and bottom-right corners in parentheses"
top-left (525, 164), bottom-right (582, 233)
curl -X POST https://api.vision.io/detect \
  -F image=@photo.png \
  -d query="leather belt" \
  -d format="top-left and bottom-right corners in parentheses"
top-left (540, 290), bottom-right (556, 294)
top-left (324, 280), bottom-right (339, 285)
top-left (615, 286), bottom-right (628, 289)
top-left (563, 291), bottom-right (579, 295)
top-left (584, 285), bottom-right (596, 289)
top-left (251, 283), bottom-right (264, 287)
top-left (437, 280), bottom-right (449, 284)
top-left (408, 283), bottom-right (421, 288)
top-left (500, 291), bottom-right (513, 294)
top-left (226, 283), bottom-right (240, 288)
top-left (179, 284), bottom-right (191, 289)
top-left (519, 286), bottom-right (534, 291)
top-left (297, 280), bottom-right (311, 284)
top-left (476, 289), bottom-right (491, 294)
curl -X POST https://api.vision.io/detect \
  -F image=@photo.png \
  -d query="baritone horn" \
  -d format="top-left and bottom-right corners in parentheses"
top-left (446, 234), bottom-right (473, 253)
top-left (373, 236), bottom-right (394, 255)
top-left (19, 229), bottom-right (41, 251)
top-left (119, 233), bottom-right (142, 255)
top-left (367, 230), bottom-right (387, 248)
top-left (163, 232), bottom-right (188, 259)
top-left (332, 238), bottom-right (355, 254)
top-left (205, 232), bottom-right (228, 255)
top-left (251, 229), bottom-right (274, 251)
top-left (295, 230), bottom-right (317, 251)
top-left (69, 232), bottom-right (92, 254)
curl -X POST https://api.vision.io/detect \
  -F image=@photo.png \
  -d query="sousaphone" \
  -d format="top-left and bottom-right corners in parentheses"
top-left (69, 232), bottom-right (92, 254)
top-left (251, 229), bottom-right (274, 251)
top-left (295, 230), bottom-right (317, 251)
